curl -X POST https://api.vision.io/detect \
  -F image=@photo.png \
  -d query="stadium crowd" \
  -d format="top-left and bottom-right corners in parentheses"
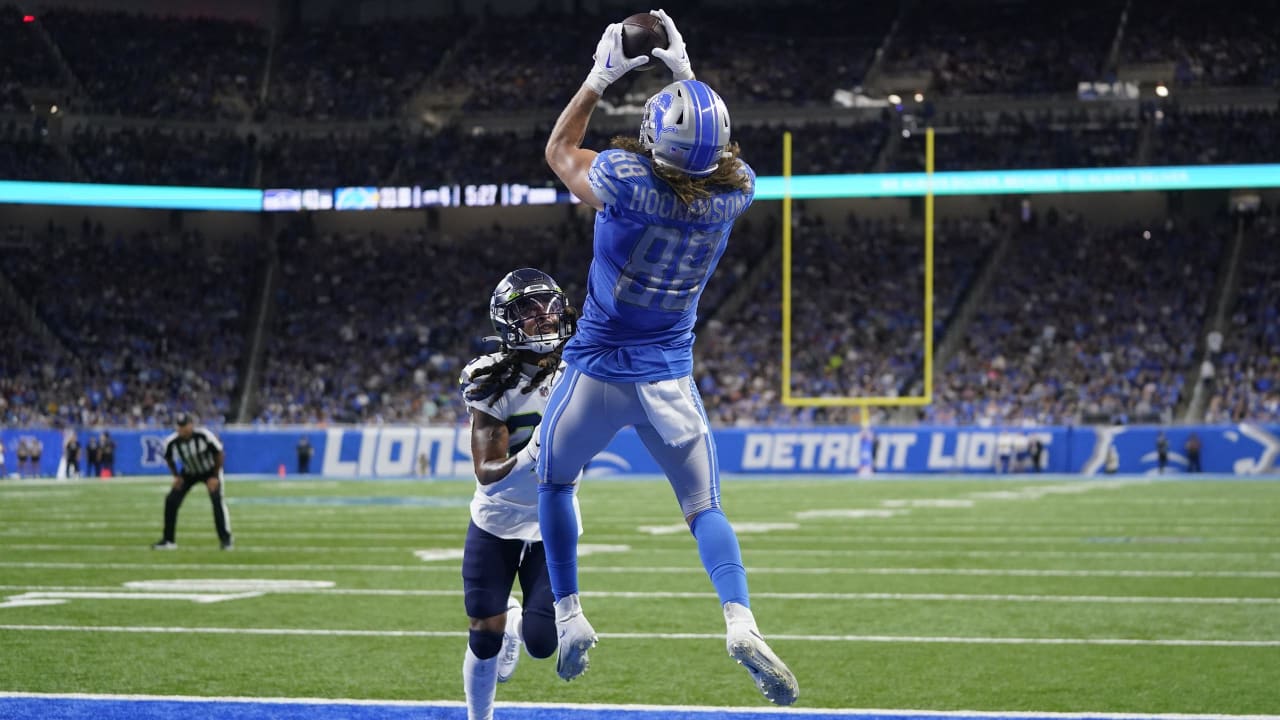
top-left (891, 109), bottom-right (1141, 171)
top-left (0, 3), bottom-right (1278, 187)
top-left (0, 119), bottom-right (68, 182)
top-left (253, 215), bottom-right (776, 425)
top-left (2, 2), bottom-right (1280, 431)
top-left (1122, 0), bottom-right (1280, 88)
top-left (694, 212), bottom-right (999, 427)
top-left (4, 107), bottom-right (1274, 189)
top-left (925, 217), bottom-right (1226, 427)
top-left (0, 222), bottom-right (260, 427)
top-left (0, 4), bottom-right (61, 111)
top-left (41, 8), bottom-right (267, 120)
top-left (880, 0), bottom-right (1124, 96)
top-left (1204, 216), bottom-right (1280, 423)
top-left (253, 227), bottom-right (534, 425)
top-left (3, 211), bottom-right (1278, 430)
top-left (70, 125), bottom-right (254, 187)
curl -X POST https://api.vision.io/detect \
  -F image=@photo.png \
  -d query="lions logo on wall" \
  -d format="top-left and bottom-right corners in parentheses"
top-left (139, 436), bottom-right (167, 467)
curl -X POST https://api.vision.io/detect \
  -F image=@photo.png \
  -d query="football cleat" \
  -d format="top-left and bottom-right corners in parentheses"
top-left (151, 540), bottom-right (177, 550)
top-left (725, 602), bottom-right (798, 706)
top-left (220, 539), bottom-right (234, 551)
top-left (496, 595), bottom-right (523, 683)
top-left (553, 594), bottom-right (597, 681)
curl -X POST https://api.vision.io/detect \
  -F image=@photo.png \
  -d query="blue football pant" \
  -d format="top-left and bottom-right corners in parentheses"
top-left (537, 366), bottom-right (748, 606)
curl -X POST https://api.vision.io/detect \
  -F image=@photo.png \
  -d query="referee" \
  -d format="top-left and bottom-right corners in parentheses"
top-left (152, 414), bottom-right (233, 550)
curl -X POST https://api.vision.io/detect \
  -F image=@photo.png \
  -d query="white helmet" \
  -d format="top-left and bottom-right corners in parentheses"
top-left (640, 79), bottom-right (731, 177)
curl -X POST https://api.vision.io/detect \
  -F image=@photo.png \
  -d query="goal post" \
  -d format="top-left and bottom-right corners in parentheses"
top-left (780, 128), bottom-right (935, 409)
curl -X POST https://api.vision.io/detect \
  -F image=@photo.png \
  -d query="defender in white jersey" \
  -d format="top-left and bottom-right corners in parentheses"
top-left (539, 10), bottom-right (797, 705)
top-left (458, 268), bottom-right (579, 720)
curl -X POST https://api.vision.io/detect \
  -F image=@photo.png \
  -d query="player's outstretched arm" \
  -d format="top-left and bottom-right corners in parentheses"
top-left (546, 86), bottom-right (603, 211)
top-left (546, 23), bottom-right (645, 211)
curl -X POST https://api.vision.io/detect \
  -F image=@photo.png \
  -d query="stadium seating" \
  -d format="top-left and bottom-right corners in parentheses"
top-left (924, 219), bottom-right (1227, 426)
top-left (1204, 215), bottom-right (1280, 423)
top-left (2, 2), bottom-right (1280, 430)
top-left (41, 8), bottom-right (267, 119)
top-left (0, 223), bottom-right (261, 427)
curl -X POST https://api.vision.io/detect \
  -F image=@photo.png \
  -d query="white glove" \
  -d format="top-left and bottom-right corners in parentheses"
top-left (584, 23), bottom-right (649, 95)
top-left (649, 9), bottom-right (694, 81)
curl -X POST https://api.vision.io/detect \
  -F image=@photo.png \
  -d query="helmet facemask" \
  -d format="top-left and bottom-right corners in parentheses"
top-left (498, 292), bottom-right (568, 354)
top-left (488, 269), bottom-right (573, 355)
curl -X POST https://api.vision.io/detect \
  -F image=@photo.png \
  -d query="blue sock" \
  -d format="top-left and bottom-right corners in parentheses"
top-left (690, 508), bottom-right (750, 607)
top-left (537, 483), bottom-right (579, 600)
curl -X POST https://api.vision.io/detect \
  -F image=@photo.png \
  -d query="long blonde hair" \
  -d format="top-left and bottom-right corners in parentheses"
top-left (609, 136), bottom-right (752, 207)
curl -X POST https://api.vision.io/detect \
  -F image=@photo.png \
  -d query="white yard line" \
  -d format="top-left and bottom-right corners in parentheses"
top-left (0, 624), bottom-right (1275, 647)
top-left (1, 583), bottom-right (1275, 605)
top-left (2, 532), bottom-right (1280, 548)
top-left (3, 559), bottom-right (1279, 575)
top-left (9, 544), bottom-right (1280, 563)
top-left (5, 522), bottom-right (1278, 537)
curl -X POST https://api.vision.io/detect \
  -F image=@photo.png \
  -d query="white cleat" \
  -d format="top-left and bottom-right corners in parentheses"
top-left (553, 593), bottom-right (597, 681)
top-left (725, 602), bottom-right (799, 706)
top-left (496, 595), bottom-right (523, 683)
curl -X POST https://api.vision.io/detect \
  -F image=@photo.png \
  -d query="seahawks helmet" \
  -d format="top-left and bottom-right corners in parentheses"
top-left (488, 268), bottom-right (572, 354)
top-left (640, 79), bottom-right (731, 177)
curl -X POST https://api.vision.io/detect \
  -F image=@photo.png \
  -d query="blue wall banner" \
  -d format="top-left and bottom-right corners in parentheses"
top-left (4, 424), bottom-right (1277, 480)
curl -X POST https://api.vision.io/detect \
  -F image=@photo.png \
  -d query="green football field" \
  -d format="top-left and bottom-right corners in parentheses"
top-left (1, 474), bottom-right (1277, 714)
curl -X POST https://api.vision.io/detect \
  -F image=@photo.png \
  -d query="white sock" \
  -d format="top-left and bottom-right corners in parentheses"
top-left (724, 601), bottom-right (757, 631)
top-left (463, 646), bottom-right (498, 720)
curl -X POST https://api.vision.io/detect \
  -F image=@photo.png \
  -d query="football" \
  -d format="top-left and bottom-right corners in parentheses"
top-left (620, 13), bottom-right (669, 72)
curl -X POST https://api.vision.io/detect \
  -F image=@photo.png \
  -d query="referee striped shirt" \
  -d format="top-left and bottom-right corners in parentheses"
top-left (163, 427), bottom-right (223, 478)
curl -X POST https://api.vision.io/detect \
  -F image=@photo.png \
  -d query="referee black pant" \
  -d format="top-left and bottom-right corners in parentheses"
top-left (161, 472), bottom-right (232, 544)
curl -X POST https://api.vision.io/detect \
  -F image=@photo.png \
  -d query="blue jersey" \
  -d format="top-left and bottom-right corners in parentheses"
top-left (566, 148), bottom-right (756, 382)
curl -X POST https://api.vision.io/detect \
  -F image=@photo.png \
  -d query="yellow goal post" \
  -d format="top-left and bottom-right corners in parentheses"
top-left (779, 128), bottom-right (935, 412)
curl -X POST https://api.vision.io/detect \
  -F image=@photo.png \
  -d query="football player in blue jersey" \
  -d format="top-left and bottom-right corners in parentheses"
top-left (538, 9), bottom-right (798, 706)
top-left (459, 268), bottom-right (581, 720)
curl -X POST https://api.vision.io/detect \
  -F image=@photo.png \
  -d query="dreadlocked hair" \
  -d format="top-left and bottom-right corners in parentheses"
top-left (465, 305), bottom-right (580, 406)
top-left (610, 136), bottom-right (751, 207)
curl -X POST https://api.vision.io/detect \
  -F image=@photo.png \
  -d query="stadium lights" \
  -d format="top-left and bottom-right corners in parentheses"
top-left (888, 94), bottom-right (902, 105)
top-left (914, 92), bottom-right (925, 102)
top-left (1155, 84), bottom-right (1170, 97)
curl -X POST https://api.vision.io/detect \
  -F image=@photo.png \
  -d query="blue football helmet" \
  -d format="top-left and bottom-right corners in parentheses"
top-left (489, 268), bottom-right (573, 354)
top-left (640, 79), bottom-right (731, 177)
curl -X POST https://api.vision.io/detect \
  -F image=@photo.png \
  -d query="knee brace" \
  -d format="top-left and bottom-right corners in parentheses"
top-left (468, 629), bottom-right (504, 660)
